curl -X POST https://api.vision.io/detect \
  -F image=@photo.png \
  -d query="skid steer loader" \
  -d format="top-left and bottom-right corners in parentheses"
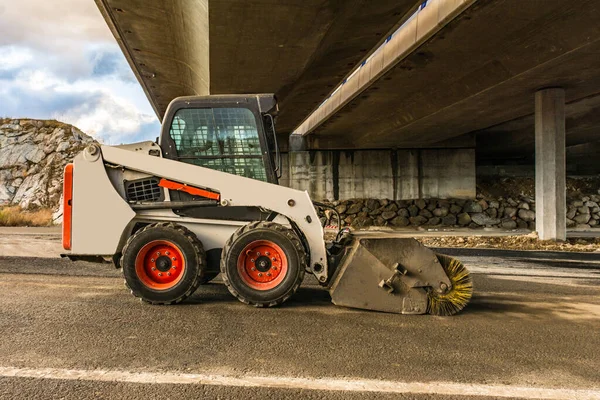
top-left (62, 94), bottom-right (472, 315)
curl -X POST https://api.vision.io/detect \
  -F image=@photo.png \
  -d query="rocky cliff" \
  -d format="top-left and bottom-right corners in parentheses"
top-left (0, 119), bottom-right (95, 211)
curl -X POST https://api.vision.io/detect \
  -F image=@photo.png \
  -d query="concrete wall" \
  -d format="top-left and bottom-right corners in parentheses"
top-left (567, 142), bottom-right (600, 175)
top-left (421, 149), bottom-right (475, 199)
top-left (477, 165), bottom-right (534, 178)
top-left (283, 148), bottom-right (475, 201)
top-left (477, 140), bottom-right (600, 177)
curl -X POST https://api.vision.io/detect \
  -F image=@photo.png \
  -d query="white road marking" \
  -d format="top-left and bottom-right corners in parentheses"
top-left (0, 366), bottom-right (598, 399)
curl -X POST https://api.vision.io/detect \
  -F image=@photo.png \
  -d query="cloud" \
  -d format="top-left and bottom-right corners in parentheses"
top-left (0, 1), bottom-right (112, 49)
top-left (91, 48), bottom-right (137, 83)
top-left (0, 69), bottom-right (19, 81)
top-left (0, 1), bottom-right (113, 79)
top-left (0, 64), bottom-right (160, 145)
top-left (0, 1), bottom-right (159, 145)
top-left (0, 46), bottom-right (34, 71)
top-left (0, 81), bottom-right (100, 119)
top-left (58, 94), bottom-right (161, 145)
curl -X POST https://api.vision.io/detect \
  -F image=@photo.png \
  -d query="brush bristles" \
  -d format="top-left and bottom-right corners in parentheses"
top-left (427, 254), bottom-right (473, 316)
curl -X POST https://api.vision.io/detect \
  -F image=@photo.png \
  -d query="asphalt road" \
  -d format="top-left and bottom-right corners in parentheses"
top-left (0, 252), bottom-right (599, 399)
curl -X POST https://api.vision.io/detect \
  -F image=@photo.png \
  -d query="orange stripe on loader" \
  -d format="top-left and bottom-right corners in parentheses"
top-left (62, 163), bottom-right (74, 250)
top-left (158, 179), bottom-right (220, 201)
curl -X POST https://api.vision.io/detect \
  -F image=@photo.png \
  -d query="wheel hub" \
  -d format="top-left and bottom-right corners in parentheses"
top-left (254, 256), bottom-right (271, 272)
top-left (155, 255), bottom-right (172, 272)
top-left (135, 240), bottom-right (185, 290)
top-left (237, 240), bottom-right (288, 290)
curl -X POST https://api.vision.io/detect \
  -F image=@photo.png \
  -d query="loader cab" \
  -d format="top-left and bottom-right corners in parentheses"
top-left (158, 95), bottom-right (281, 185)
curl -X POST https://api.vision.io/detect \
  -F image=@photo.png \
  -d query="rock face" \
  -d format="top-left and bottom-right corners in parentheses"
top-left (0, 119), bottom-right (95, 210)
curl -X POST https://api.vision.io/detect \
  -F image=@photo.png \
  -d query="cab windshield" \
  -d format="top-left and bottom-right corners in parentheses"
top-left (169, 107), bottom-right (267, 181)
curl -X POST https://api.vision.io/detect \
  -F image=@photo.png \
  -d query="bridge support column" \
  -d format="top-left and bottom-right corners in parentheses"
top-left (535, 88), bottom-right (566, 241)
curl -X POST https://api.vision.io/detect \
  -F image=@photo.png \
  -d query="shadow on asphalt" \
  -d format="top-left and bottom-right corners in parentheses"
top-left (0, 256), bottom-right (117, 277)
top-left (3, 257), bottom-right (598, 320)
top-left (188, 279), bottom-right (597, 318)
top-left (283, 287), bottom-right (332, 308)
top-left (181, 282), bottom-right (335, 309)
top-left (182, 284), bottom-right (333, 309)
top-left (464, 294), bottom-right (526, 315)
top-left (465, 293), bottom-right (600, 324)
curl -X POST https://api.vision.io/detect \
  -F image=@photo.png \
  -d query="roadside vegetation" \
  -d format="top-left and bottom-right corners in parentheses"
top-left (0, 206), bottom-right (54, 227)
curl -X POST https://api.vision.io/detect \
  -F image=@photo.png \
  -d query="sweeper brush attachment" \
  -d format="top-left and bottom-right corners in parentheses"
top-left (328, 236), bottom-right (472, 315)
top-left (427, 254), bottom-right (473, 316)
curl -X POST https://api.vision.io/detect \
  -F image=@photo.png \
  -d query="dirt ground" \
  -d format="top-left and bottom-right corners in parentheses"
top-left (418, 232), bottom-right (600, 252)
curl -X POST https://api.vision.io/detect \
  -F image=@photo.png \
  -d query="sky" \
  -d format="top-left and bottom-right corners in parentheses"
top-left (0, 0), bottom-right (161, 144)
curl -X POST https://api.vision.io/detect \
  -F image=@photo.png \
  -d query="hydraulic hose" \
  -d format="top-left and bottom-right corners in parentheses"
top-left (312, 201), bottom-right (342, 238)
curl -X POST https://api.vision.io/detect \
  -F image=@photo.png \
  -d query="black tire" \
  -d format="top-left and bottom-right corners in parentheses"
top-left (220, 221), bottom-right (306, 307)
top-left (120, 222), bottom-right (205, 305)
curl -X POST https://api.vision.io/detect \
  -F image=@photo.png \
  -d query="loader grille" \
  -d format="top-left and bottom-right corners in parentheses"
top-left (125, 178), bottom-right (162, 203)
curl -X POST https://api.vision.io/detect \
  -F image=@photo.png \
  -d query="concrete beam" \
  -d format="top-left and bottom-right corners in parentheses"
top-left (289, 134), bottom-right (308, 152)
top-left (535, 88), bottom-right (566, 241)
top-left (95, 0), bottom-right (210, 116)
top-left (306, 131), bottom-right (476, 150)
top-left (293, 0), bottom-right (475, 136)
top-left (297, 0), bottom-right (600, 149)
top-left (285, 148), bottom-right (475, 201)
top-left (95, 0), bottom-right (417, 131)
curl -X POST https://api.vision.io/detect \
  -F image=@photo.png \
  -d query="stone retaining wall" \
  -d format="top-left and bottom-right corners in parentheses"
top-left (317, 195), bottom-right (600, 230)
top-left (568, 197), bottom-right (600, 228)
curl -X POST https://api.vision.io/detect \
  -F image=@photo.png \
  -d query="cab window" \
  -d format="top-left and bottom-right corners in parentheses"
top-left (169, 108), bottom-right (267, 181)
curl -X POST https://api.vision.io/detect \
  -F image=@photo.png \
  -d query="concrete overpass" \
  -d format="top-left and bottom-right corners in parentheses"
top-left (95, 0), bottom-right (600, 240)
top-left (288, 0), bottom-right (600, 241)
top-left (95, 0), bottom-right (600, 148)
top-left (94, 0), bottom-right (420, 134)
top-left (294, 0), bottom-right (600, 150)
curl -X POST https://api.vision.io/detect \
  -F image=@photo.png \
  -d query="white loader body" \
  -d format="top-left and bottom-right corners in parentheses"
top-left (66, 142), bottom-right (329, 281)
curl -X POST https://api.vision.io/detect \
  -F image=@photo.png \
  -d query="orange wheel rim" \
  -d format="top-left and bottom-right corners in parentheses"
top-left (237, 240), bottom-right (288, 291)
top-left (135, 240), bottom-right (186, 290)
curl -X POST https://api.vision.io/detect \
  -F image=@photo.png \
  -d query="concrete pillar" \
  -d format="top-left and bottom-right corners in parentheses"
top-left (535, 88), bottom-right (566, 241)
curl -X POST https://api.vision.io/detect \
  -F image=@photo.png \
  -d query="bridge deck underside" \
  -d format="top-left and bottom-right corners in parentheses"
top-left (96, 0), bottom-right (417, 133)
top-left (306, 0), bottom-right (600, 156)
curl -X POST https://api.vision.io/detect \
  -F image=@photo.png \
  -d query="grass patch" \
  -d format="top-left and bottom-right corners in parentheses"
top-left (0, 206), bottom-right (53, 227)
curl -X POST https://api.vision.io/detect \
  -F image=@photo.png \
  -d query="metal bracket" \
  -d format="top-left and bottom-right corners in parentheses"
top-left (378, 263), bottom-right (407, 294)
